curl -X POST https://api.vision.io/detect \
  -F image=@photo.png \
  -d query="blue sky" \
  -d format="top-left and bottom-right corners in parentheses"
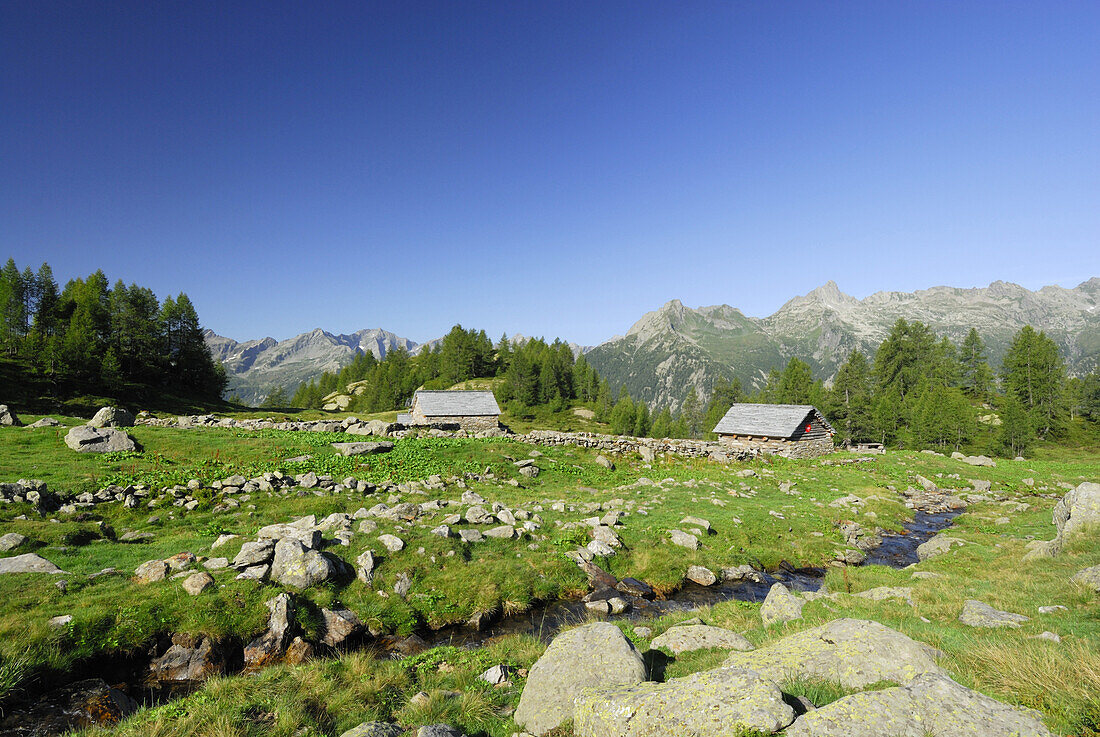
top-left (3, 2), bottom-right (1098, 345)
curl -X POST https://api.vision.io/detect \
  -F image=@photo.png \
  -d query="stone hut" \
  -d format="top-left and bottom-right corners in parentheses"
top-left (403, 390), bottom-right (502, 432)
top-left (712, 403), bottom-right (835, 458)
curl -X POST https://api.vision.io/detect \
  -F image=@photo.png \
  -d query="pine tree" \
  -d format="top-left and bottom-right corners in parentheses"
top-left (681, 386), bottom-right (702, 438)
top-left (650, 407), bottom-right (673, 439)
top-left (997, 394), bottom-right (1034, 457)
top-left (609, 389), bottom-right (635, 435)
top-left (959, 328), bottom-right (994, 399)
top-left (633, 401), bottom-right (651, 437)
top-left (1001, 326), bottom-right (1068, 438)
top-left (830, 350), bottom-right (874, 443)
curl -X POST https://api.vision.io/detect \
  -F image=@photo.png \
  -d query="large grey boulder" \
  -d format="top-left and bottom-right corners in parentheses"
top-left (514, 622), bottom-right (647, 735)
top-left (574, 667), bottom-right (794, 736)
top-left (28, 417), bottom-right (61, 428)
top-left (761, 582), bottom-right (804, 626)
top-left (0, 553), bottom-right (62, 574)
top-left (331, 441), bottom-right (394, 456)
top-left (269, 539), bottom-right (337, 589)
top-left (1071, 565), bottom-right (1100, 593)
top-left (64, 425), bottom-right (137, 453)
top-left (244, 593), bottom-right (296, 668)
top-left (723, 619), bottom-right (946, 688)
top-left (256, 523), bottom-right (322, 549)
top-left (0, 404), bottom-right (22, 426)
top-left (649, 624), bottom-right (753, 654)
top-left (88, 406), bottom-right (135, 428)
top-left (233, 539), bottom-right (276, 568)
top-left (916, 533), bottom-right (967, 561)
top-left (785, 672), bottom-right (1051, 737)
top-left (959, 599), bottom-right (1029, 628)
top-left (1024, 481), bottom-right (1100, 560)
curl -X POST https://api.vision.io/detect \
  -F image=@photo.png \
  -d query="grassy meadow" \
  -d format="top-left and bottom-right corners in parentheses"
top-left (0, 413), bottom-right (1096, 736)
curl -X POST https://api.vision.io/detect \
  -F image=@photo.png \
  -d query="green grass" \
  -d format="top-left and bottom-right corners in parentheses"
top-left (0, 420), bottom-right (1098, 734)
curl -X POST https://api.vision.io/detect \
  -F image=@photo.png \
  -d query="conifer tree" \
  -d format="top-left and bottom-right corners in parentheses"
top-left (959, 328), bottom-right (994, 400)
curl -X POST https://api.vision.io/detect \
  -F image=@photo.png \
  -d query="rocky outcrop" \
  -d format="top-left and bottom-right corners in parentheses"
top-left (64, 425), bottom-right (137, 453)
top-left (784, 672), bottom-right (1052, 737)
top-left (0, 404), bottom-right (22, 426)
top-left (88, 406), bottom-right (135, 428)
top-left (916, 533), bottom-right (967, 561)
top-left (243, 593), bottom-right (297, 669)
top-left (514, 622), bottom-right (647, 735)
top-left (0, 553), bottom-right (63, 575)
top-left (574, 667), bottom-right (794, 736)
top-left (722, 619), bottom-right (946, 688)
top-left (1071, 565), bottom-right (1100, 593)
top-left (269, 539), bottom-right (338, 589)
top-left (147, 634), bottom-right (228, 686)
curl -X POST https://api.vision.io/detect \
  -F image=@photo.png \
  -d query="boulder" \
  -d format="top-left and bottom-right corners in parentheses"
top-left (0, 404), bottom-right (22, 426)
top-left (134, 559), bottom-right (169, 583)
top-left (574, 667), bottom-right (794, 737)
top-left (181, 572), bottom-right (215, 595)
top-left (0, 532), bottom-right (29, 551)
top-left (959, 599), bottom-right (1029, 628)
top-left (760, 582), bottom-right (804, 626)
top-left (0, 553), bottom-right (61, 575)
top-left (784, 673), bottom-right (1051, 737)
top-left (722, 619), bottom-right (947, 688)
top-left (339, 724), bottom-right (404, 737)
top-left (514, 622), bottom-right (647, 735)
top-left (668, 530), bottom-right (699, 550)
top-left (331, 441), bottom-right (394, 456)
top-left (416, 727), bottom-right (465, 737)
top-left (685, 565), bottom-right (717, 586)
top-left (243, 593), bottom-right (296, 668)
top-left (256, 524), bottom-right (322, 549)
top-left (321, 608), bottom-right (365, 648)
top-left (378, 534), bottom-right (405, 552)
top-left (233, 539), bottom-right (276, 568)
top-left (87, 406), bottom-right (135, 428)
top-left (147, 635), bottom-right (227, 685)
top-left (28, 417), bottom-right (61, 428)
top-left (1052, 481), bottom-right (1100, 544)
top-left (916, 534), bottom-right (967, 561)
top-left (269, 538), bottom-right (337, 589)
top-left (649, 624), bottom-right (754, 654)
top-left (1071, 565), bottom-right (1100, 593)
top-left (64, 425), bottom-right (137, 453)
top-left (595, 454), bottom-right (615, 470)
top-left (356, 550), bottom-right (376, 584)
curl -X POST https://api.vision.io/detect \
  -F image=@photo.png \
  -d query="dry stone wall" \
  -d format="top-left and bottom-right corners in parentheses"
top-left (719, 435), bottom-right (835, 459)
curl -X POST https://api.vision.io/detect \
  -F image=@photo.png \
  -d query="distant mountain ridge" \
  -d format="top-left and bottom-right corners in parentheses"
top-left (207, 278), bottom-right (1100, 408)
top-left (205, 328), bottom-right (417, 404)
top-left (584, 278), bottom-right (1100, 412)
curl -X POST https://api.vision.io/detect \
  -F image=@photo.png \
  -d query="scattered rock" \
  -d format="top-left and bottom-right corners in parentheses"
top-left (668, 529), bottom-right (699, 550)
top-left (64, 425), bottom-right (137, 453)
top-left (379, 534), bottom-right (405, 553)
top-left (959, 599), bottom-right (1030, 628)
top-left (88, 406), bottom-right (135, 428)
top-left (514, 622), bottom-right (647, 735)
top-left (685, 565), bottom-right (717, 586)
top-left (270, 538), bottom-right (337, 589)
top-left (784, 672), bottom-right (1051, 737)
top-left (134, 559), bottom-right (169, 583)
top-left (723, 619), bottom-right (947, 688)
top-left (416, 726), bottom-right (465, 737)
top-left (0, 532), bottom-right (29, 551)
top-left (595, 455), bottom-right (614, 470)
top-left (148, 634), bottom-right (227, 685)
top-left (1071, 565), bottom-right (1100, 593)
top-left (916, 534), bottom-right (967, 561)
top-left (574, 666), bottom-right (794, 737)
top-left (331, 441), bottom-right (394, 456)
top-left (233, 540), bottom-right (276, 568)
top-left (760, 582), bottom-right (804, 626)
top-left (650, 624), bottom-right (754, 654)
top-left (356, 550), bottom-right (376, 584)
top-left (321, 608), bottom-right (365, 648)
top-left (243, 593), bottom-right (296, 668)
top-left (0, 552), bottom-right (63, 575)
top-left (28, 416), bottom-right (61, 428)
top-left (479, 664), bottom-right (513, 685)
top-left (0, 405), bottom-right (22, 426)
top-left (338, 722), bottom-right (404, 737)
top-left (181, 572), bottom-right (215, 595)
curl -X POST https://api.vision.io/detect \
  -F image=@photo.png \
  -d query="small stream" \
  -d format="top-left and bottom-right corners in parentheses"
top-left (412, 508), bottom-right (962, 650)
top-left (3, 509), bottom-right (961, 735)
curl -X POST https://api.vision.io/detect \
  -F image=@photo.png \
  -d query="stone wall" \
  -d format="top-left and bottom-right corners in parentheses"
top-left (718, 434), bottom-right (834, 459)
top-left (520, 430), bottom-right (748, 461)
top-left (419, 415), bottom-right (500, 433)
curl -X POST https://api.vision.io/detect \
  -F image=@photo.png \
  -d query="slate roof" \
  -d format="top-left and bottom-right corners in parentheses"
top-left (712, 403), bottom-right (834, 438)
top-left (413, 390), bottom-right (501, 417)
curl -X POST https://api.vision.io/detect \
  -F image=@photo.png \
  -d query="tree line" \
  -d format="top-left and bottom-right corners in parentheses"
top-left (287, 325), bottom-right (607, 414)
top-left (0, 258), bottom-right (227, 402)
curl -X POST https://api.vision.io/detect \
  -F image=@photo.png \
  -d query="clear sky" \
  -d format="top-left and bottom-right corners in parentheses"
top-left (3, 2), bottom-right (1098, 345)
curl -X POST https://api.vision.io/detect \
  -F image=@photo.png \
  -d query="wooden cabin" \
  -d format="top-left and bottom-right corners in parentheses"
top-left (712, 403), bottom-right (835, 458)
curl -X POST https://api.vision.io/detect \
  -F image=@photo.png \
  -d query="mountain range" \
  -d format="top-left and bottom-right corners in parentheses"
top-left (205, 278), bottom-right (1100, 407)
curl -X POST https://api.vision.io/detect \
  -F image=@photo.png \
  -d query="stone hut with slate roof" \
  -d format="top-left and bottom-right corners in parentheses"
top-left (404, 390), bottom-right (502, 432)
top-left (712, 403), bottom-right (835, 458)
